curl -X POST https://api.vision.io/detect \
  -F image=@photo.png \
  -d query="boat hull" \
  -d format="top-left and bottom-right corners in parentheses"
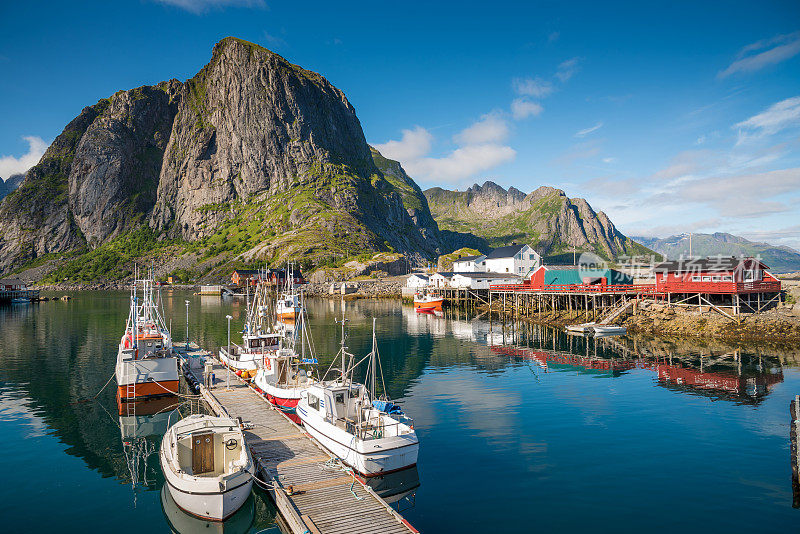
top-left (414, 299), bottom-right (443, 311)
top-left (117, 380), bottom-right (179, 402)
top-left (116, 356), bottom-right (180, 402)
top-left (252, 373), bottom-right (304, 411)
top-left (163, 469), bottom-right (253, 521)
top-left (298, 408), bottom-right (419, 477)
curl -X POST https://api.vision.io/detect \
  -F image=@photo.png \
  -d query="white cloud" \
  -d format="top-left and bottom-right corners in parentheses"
top-left (408, 144), bottom-right (516, 183)
top-left (602, 157), bottom-right (616, 163)
top-left (0, 136), bottom-right (48, 179)
top-left (373, 116), bottom-right (516, 184)
top-left (555, 57), bottom-right (580, 82)
top-left (453, 113), bottom-right (509, 145)
top-left (373, 126), bottom-right (432, 162)
top-left (719, 31), bottom-right (800, 78)
top-left (512, 77), bottom-right (553, 98)
top-left (651, 150), bottom-right (715, 181)
top-left (154, 0), bottom-right (265, 14)
top-left (734, 96), bottom-right (800, 138)
top-left (574, 122), bottom-right (603, 138)
top-left (510, 98), bottom-right (543, 120)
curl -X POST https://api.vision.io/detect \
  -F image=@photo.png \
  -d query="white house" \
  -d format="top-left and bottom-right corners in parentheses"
top-left (405, 274), bottom-right (430, 289)
top-left (450, 272), bottom-right (522, 290)
top-left (429, 272), bottom-right (455, 289)
top-left (483, 244), bottom-right (541, 277)
top-left (452, 254), bottom-right (486, 272)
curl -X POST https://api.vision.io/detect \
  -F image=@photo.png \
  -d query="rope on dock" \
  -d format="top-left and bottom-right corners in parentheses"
top-left (320, 458), bottom-right (364, 501)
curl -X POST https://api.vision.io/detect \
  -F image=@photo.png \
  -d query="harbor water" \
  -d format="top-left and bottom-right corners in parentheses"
top-left (1, 291), bottom-right (799, 532)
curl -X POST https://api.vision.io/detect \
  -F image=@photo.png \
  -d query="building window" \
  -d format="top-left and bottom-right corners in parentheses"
top-left (506, 268), bottom-right (509, 272)
top-left (691, 276), bottom-right (701, 282)
top-left (529, 254), bottom-right (536, 260)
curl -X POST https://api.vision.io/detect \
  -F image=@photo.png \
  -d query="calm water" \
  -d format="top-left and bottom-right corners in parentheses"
top-left (1, 292), bottom-right (800, 532)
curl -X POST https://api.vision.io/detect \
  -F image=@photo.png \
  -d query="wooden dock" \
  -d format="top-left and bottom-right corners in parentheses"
top-left (182, 353), bottom-right (418, 534)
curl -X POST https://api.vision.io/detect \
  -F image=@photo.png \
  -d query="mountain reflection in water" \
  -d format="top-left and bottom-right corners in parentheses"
top-left (2, 293), bottom-right (800, 532)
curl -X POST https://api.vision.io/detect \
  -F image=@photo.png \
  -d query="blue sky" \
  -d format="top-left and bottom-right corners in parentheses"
top-left (1, 1), bottom-right (799, 247)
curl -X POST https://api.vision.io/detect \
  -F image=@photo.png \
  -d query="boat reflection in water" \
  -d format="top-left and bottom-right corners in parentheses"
top-left (117, 395), bottom-right (181, 504)
top-left (364, 465), bottom-right (420, 512)
top-left (161, 485), bottom-right (256, 534)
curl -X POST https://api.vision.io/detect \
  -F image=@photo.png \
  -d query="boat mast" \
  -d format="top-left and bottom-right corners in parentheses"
top-left (370, 318), bottom-right (377, 400)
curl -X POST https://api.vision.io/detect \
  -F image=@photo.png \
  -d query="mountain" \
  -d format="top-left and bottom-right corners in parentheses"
top-left (0, 37), bottom-right (443, 281)
top-left (424, 181), bottom-right (651, 260)
top-left (0, 173), bottom-right (25, 201)
top-left (632, 233), bottom-right (800, 273)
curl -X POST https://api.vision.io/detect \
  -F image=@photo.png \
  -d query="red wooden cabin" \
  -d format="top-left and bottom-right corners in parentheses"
top-left (653, 257), bottom-right (780, 294)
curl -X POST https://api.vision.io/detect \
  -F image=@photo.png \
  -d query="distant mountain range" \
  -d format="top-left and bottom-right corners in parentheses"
top-left (632, 233), bottom-right (800, 273)
top-left (0, 173), bottom-right (25, 201)
top-left (424, 181), bottom-right (652, 261)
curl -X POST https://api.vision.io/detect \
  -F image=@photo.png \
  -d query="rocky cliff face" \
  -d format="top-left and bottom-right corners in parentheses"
top-left (0, 37), bottom-right (443, 277)
top-left (425, 181), bottom-right (649, 260)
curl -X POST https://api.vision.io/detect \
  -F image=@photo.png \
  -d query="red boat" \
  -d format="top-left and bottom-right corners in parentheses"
top-left (414, 292), bottom-right (444, 311)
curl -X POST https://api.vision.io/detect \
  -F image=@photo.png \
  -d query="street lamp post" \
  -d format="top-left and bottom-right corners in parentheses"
top-left (185, 299), bottom-right (190, 349)
top-left (226, 314), bottom-right (232, 390)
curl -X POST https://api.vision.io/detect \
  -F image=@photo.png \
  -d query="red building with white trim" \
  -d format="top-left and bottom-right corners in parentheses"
top-left (652, 256), bottom-right (781, 313)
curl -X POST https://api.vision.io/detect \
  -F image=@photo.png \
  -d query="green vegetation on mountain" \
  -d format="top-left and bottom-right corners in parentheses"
top-left (437, 247), bottom-right (481, 271)
top-left (424, 181), bottom-right (653, 261)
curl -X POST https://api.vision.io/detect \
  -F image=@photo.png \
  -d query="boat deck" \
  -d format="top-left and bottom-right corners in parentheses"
top-left (180, 349), bottom-right (417, 534)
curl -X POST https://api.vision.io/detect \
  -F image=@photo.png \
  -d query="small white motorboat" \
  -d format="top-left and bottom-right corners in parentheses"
top-left (592, 325), bottom-right (627, 336)
top-left (565, 323), bottom-right (595, 333)
top-left (160, 414), bottom-right (253, 521)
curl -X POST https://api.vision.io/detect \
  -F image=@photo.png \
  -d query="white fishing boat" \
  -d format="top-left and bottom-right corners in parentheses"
top-left (252, 304), bottom-right (317, 412)
top-left (116, 272), bottom-right (179, 402)
top-left (297, 319), bottom-right (419, 477)
top-left (160, 414), bottom-right (253, 521)
top-left (592, 325), bottom-right (627, 336)
top-left (219, 278), bottom-right (281, 374)
top-left (565, 323), bottom-right (595, 334)
top-left (275, 266), bottom-right (303, 321)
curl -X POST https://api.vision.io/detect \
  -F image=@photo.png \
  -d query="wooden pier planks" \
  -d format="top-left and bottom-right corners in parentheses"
top-left (187, 358), bottom-right (417, 534)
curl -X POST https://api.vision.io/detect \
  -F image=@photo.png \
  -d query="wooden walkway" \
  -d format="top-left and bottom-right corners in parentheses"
top-left (184, 355), bottom-right (418, 534)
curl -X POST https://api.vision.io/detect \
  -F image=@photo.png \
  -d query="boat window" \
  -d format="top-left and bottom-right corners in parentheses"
top-left (722, 276), bottom-right (733, 282)
top-left (691, 276), bottom-right (701, 282)
top-left (308, 394), bottom-right (320, 411)
top-left (350, 388), bottom-right (360, 398)
top-left (702, 276), bottom-right (711, 282)
top-left (335, 392), bottom-right (345, 405)
top-left (712, 276), bottom-right (721, 282)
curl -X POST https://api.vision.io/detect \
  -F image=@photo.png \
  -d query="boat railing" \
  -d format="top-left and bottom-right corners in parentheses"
top-left (351, 414), bottom-right (415, 440)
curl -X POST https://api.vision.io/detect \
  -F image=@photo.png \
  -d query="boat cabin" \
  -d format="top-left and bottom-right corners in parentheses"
top-left (174, 425), bottom-right (245, 476)
top-left (303, 383), bottom-right (411, 440)
top-left (243, 333), bottom-right (281, 352)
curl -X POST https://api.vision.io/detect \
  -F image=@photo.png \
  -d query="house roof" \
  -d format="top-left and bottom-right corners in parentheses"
top-left (453, 255), bottom-right (484, 263)
top-left (485, 244), bottom-right (527, 259)
top-left (452, 272), bottom-right (522, 279)
top-left (408, 274), bottom-right (429, 280)
top-left (432, 272), bottom-right (455, 278)
top-left (653, 256), bottom-right (769, 273)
